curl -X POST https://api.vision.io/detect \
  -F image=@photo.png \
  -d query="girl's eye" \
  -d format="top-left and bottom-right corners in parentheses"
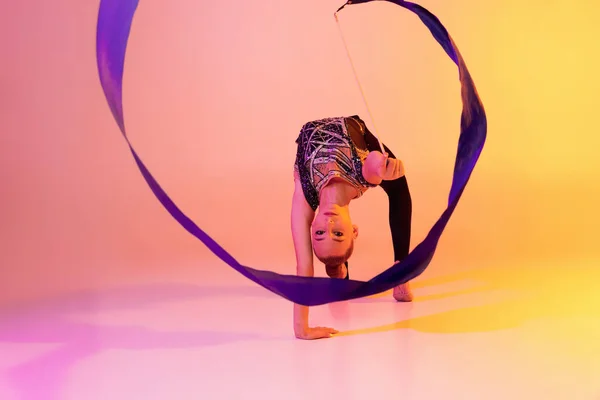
top-left (334, 232), bottom-right (343, 237)
top-left (316, 230), bottom-right (325, 235)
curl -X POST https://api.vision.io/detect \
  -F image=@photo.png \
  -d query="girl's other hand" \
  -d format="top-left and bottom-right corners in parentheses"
top-left (363, 151), bottom-right (388, 184)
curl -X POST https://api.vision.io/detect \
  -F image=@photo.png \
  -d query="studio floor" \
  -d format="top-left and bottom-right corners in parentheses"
top-left (1, 260), bottom-right (599, 400)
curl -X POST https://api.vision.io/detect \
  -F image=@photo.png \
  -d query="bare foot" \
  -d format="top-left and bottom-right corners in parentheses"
top-left (393, 282), bottom-right (414, 302)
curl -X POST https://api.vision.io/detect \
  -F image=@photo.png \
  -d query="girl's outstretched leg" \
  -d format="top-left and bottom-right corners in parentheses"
top-left (380, 175), bottom-right (414, 302)
top-left (362, 128), bottom-right (414, 301)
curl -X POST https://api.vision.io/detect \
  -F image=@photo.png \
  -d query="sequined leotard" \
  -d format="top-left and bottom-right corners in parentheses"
top-left (294, 116), bottom-right (376, 211)
top-left (294, 114), bottom-right (413, 279)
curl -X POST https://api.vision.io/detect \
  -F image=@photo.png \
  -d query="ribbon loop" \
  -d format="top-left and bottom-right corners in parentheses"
top-left (96, 0), bottom-right (487, 306)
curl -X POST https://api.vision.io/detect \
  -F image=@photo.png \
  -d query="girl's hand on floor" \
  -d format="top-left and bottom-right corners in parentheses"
top-left (295, 326), bottom-right (339, 340)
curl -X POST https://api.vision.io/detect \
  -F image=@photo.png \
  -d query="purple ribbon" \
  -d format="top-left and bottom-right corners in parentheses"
top-left (95, 0), bottom-right (486, 306)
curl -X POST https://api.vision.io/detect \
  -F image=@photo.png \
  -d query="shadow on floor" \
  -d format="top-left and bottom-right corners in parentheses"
top-left (338, 264), bottom-right (600, 336)
top-left (2, 262), bottom-right (599, 399)
top-left (0, 281), bottom-right (281, 400)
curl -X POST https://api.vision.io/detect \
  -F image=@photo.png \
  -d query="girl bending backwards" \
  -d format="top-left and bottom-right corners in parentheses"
top-left (291, 115), bottom-right (413, 340)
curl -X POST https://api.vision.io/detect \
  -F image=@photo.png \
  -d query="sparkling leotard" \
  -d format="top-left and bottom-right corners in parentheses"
top-left (294, 116), bottom-right (376, 211)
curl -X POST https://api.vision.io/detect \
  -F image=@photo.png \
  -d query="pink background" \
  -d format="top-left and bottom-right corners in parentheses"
top-left (2, 0), bottom-right (599, 307)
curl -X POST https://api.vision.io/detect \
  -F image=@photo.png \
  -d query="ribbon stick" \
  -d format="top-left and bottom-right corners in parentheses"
top-left (95, 0), bottom-right (486, 306)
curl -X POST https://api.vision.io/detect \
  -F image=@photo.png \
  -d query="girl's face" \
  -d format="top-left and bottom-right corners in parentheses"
top-left (311, 204), bottom-right (358, 260)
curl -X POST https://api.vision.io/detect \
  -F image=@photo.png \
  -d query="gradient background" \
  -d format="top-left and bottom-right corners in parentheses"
top-left (1, 0), bottom-right (599, 307)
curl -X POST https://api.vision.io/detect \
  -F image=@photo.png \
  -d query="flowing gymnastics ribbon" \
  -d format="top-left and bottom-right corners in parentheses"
top-left (96, 0), bottom-right (486, 306)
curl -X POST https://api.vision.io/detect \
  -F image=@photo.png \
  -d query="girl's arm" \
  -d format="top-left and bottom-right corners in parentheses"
top-left (291, 170), bottom-right (338, 339)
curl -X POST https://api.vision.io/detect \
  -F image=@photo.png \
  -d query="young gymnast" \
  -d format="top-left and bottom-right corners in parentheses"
top-left (292, 115), bottom-right (414, 340)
